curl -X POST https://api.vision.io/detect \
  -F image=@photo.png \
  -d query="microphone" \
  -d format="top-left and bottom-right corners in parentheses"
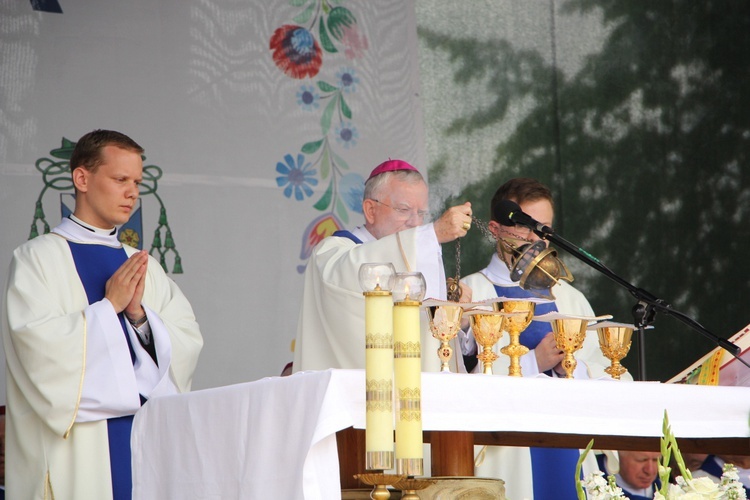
top-left (495, 199), bottom-right (554, 235)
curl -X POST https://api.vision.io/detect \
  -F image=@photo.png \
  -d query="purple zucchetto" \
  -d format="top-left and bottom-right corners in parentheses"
top-left (366, 159), bottom-right (419, 181)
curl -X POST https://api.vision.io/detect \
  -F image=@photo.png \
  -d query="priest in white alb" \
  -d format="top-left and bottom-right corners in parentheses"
top-left (2, 130), bottom-right (203, 500)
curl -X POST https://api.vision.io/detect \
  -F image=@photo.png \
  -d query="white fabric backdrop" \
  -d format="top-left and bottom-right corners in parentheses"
top-left (0, 0), bottom-right (426, 401)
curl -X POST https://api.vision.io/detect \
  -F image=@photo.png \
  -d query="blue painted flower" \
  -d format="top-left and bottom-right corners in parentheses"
top-left (335, 122), bottom-right (359, 149)
top-left (339, 172), bottom-right (365, 213)
top-left (335, 67), bottom-right (359, 93)
top-left (276, 153), bottom-right (318, 201)
top-left (296, 84), bottom-right (320, 111)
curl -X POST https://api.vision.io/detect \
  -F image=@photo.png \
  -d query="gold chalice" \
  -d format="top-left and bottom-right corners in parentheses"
top-left (426, 303), bottom-right (464, 373)
top-left (595, 322), bottom-right (633, 380)
top-left (498, 300), bottom-right (535, 377)
top-left (550, 318), bottom-right (589, 378)
top-left (468, 310), bottom-right (507, 375)
top-left (535, 312), bottom-right (612, 378)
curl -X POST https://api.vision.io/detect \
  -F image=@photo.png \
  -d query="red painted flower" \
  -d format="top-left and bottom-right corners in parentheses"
top-left (270, 25), bottom-right (322, 79)
top-left (297, 214), bottom-right (343, 272)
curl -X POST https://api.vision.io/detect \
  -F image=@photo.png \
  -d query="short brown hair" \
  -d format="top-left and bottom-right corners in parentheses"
top-left (69, 129), bottom-right (144, 174)
top-left (490, 178), bottom-right (553, 222)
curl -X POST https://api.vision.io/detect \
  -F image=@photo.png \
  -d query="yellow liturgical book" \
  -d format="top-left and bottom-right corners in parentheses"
top-left (667, 323), bottom-right (750, 386)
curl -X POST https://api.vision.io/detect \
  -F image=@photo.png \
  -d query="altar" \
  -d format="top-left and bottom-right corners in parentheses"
top-left (131, 369), bottom-right (750, 499)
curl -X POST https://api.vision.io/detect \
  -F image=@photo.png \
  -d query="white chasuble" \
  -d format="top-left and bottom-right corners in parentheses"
top-left (294, 224), bottom-right (460, 373)
top-left (3, 218), bottom-right (203, 500)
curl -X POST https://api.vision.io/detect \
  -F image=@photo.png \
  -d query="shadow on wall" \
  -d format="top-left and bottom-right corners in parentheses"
top-left (422, 1), bottom-right (750, 382)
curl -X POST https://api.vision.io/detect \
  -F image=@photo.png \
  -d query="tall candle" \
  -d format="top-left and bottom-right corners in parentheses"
top-left (364, 289), bottom-right (394, 470)
top-left (392, 272), bottom-right (426, 477)
top-left (359, 263), bottom-right (396, 472)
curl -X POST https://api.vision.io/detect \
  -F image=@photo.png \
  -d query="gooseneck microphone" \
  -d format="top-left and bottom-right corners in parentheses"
top-left (494, 199), bottom-right (554, 235)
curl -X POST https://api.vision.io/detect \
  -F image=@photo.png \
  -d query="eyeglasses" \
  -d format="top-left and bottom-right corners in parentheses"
top-left (497, 224), bottom-right (535, 241)
top-left (372, 199), bottom-right (430, 222)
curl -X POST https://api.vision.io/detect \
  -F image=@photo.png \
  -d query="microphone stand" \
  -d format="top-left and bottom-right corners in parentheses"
top-left (532, 226), bottom-right (747, 381)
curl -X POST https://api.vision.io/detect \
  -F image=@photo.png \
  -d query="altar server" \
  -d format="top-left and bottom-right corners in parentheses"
top-left (462, 177), bottom-right (631, 500)
top-left (294, 159), bottom-right (472, 372)
top-left (3, 129), bottom-right (203, 500)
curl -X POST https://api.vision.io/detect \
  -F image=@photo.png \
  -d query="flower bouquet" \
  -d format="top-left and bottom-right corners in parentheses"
top-left (576, 411), bottom-right (747, 500)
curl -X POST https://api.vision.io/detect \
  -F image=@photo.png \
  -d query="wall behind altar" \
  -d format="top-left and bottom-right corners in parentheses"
top-left (417, 1), bottom-right (750, 382)
top-left (0, 0), bottom-right (426, 403)
top-left (3, 0), bottom-right (749, 404)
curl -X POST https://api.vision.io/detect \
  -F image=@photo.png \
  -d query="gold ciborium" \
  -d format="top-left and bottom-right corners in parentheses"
top-left (595, 322), bottom-right (633, 380)
top-left (426, 303), bottom-right (464, 373)
top-left (498, 300), bottom-right (535, 377)
top-left (468, 310), bottom-right (507, 375)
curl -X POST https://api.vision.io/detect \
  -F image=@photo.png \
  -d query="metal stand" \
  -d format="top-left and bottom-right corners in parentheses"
top-left (527, 227), bottom-right (748, 380)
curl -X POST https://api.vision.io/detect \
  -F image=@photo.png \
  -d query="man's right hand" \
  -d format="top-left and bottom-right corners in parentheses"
top-left (433, 202), bottom-right (472, 243)
top-left (105, 251), bottom-right (148, 313)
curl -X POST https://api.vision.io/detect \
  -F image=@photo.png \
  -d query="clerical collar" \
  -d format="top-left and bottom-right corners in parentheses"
top-left (69, 214), bottom-right (117, 236)
top-left (615, 474), bottom-right (653, 498)
top-left (481, 253), bottom-right (515, 286)
top-left (52, 217), bottom-right (122, 248)
top-left (351, 226), bottom-right (376, 243)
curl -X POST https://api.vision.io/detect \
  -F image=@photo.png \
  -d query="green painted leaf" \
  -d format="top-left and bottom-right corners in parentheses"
top-left (313, 181), bottom-right (333, 211)
top-left (317, 81), bottom-right (338, 93)
top-left (339, 94), bottom-right (352, 119)
top-left (301, 139), bottom-right (324, 154)
top-left (293, 3), bottom-right (315, 24)
top-left (332, 151), bottom-right (349, 170)
top-left (320, 147), bottom-right (331, 179)
top-left (320, 95), bottom-right (337, 134)
top-left (318, 18), bottom-right (337, 53)
top-left (327, 6), bottom-right (356, 40)
top-left (335, 196), bottom-right (349, 223)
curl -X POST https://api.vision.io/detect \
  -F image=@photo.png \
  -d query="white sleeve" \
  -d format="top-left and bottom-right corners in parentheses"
top-left (416, 223), bottom-right (447, 300)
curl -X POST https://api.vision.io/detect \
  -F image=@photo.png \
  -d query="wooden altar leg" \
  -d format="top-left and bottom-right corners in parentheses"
top-left (337, 427), bottom-right (367, 490)
top-left (430, 431), bottom-right (474, 477)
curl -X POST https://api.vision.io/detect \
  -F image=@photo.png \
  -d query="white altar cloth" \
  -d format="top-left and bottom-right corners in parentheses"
top-left (131, 369), bottom-right (750, 499)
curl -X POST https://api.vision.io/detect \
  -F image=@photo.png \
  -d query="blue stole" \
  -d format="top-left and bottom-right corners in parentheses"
top-left (493, 284), bottom-right (579, 500)
top-left (332, 229), bottom-right (363, 244)
top-left (69, 241), bottom-right (136, 500)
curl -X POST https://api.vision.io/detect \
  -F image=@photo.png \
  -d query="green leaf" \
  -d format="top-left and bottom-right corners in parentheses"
top-left (301, 139), bottom-right (324, 154)
top-left (293, 3), bottom-right (315, 24)
top-left (339, 93), bottom-right (352, 119)
top-left (318, 18), bottom-right (337, 53)
top-left (332, 150), bottom-right (349, 170)
top-left (574, 439), bottom-right (594, 500)
top-left (290, 0), bottom-right (307, 6)
top-left (320, 147), bottom-right (331, 179)
top-left (320, 96), bottom-right (337, 135)
top-left (335, 196), bottom-right (349, 223)
top-left (317, 81), bottom-right (338, 93)
top-left (313, 181), bottom-right (333, 211)
top-left (327, 6), bottom-right (356, 41)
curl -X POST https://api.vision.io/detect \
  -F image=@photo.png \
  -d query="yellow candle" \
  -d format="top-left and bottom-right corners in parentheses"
top-left (364, 290), bottom-right (394, 471)
top-left (393, 299), bottom-right (423, 477)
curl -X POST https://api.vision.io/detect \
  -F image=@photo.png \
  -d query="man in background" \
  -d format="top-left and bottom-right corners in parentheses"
top-left (3, 129), bottom-right (203, 499)
top-left (597, 450), bottom-right (662, 500)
